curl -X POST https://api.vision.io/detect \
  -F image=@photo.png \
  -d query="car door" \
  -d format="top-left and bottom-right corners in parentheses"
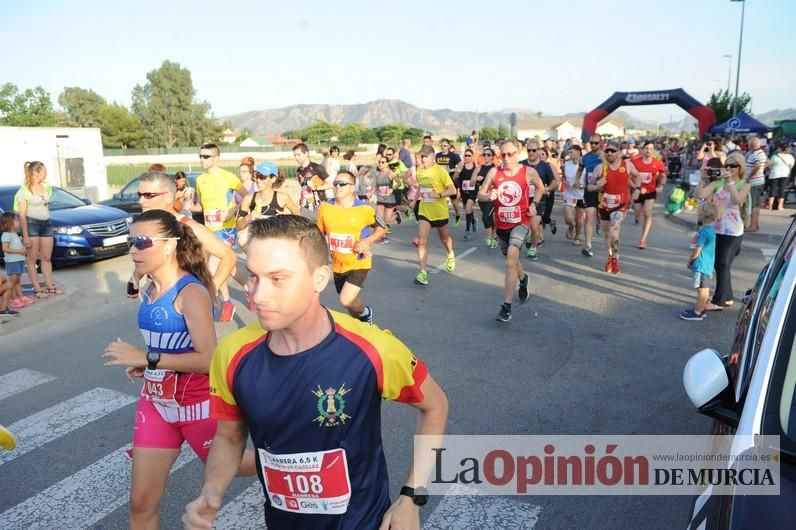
top-left (116, 177), bottom-right (142, 213)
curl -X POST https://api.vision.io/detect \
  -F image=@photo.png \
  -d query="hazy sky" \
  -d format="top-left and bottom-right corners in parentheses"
top-left (2, 0), bottom-right (793, 124)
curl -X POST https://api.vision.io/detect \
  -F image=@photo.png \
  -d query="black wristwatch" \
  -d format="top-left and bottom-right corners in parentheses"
top-left (146, 351), bottom-right (161, 370)
top-left (400, 486), bottom-right (429, 506)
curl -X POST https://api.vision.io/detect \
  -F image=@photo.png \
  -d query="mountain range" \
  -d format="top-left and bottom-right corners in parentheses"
top-left (222, 99), bottom-right (796, 136)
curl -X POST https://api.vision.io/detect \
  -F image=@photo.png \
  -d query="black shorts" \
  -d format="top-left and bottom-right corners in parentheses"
top-left (635, 191), bottom-right (657, 204)
top-left (417, 215), bottom-right (448, 228)
top-left (333, 269), bottom-right (369, 293)
top-left (393, 189), bottom-right (404, 204)
top-left (598, 206), bottom-right (627, 221)
top-left (534, 195), bottom-right (554, 225)
top-left (584, 191), bottom-right (599, 209)
top-left (478, 201), bottom-right (495, 229)
top-left (461, 191), bottom-right (478, 204)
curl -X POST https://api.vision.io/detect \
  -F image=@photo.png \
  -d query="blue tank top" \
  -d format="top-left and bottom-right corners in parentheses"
top-left (138, 274), bottom-right (205, 353)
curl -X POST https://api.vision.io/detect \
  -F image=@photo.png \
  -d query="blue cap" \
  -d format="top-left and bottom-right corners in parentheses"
top-left (255, 161), bottom-right (278, 176)
top-left (627, 138), bottom-right (636, 144)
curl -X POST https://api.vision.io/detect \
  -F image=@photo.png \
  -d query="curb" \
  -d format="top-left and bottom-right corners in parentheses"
top-left (0, 277), bottom-right (78, 337)
top-left (663, 212), bottom-right (789, 246)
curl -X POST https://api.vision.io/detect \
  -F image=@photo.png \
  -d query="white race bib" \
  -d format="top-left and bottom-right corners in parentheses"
top-left (602, 193), bottom-right (621, 209)
top-left (497, 206), bottom-right (521, 223)
top-left (203, 209), bottom-right (223, 230)
top-left (420, 188), bottom-right (436, 203)
top-left (260, 448), bottom-right (351, 515)
top-left (562, 196), bottom-right (578, 207)
top-left (141, 368), bottom-right (179, 408)
top-left (377, 186), bottom-right (392, 196)
top-left (328, 233), bottom-right (354, 254)
top-left (461, 180), bottom-right (475, 191)
top-left (639, 172), bottom-right (653, 185)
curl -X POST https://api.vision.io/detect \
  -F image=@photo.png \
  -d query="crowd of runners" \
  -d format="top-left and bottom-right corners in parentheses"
top-left (2, 130), bottom-right (793, 529)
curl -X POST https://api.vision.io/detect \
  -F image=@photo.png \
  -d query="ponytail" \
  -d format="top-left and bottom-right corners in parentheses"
top-left (23, 161), bottom-right (44, 190)
top-left (175, 224), bottom-right (219, 308)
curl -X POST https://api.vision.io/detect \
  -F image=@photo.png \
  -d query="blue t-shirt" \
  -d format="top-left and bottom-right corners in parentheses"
top-left (398, 147), bottom-right (414, 169)
top-left (582, 152), bottom-right (603, 185)
top-left (522, 160), bottom-right (555, 185)
top-left (692, 225), bottom-right (716, 275)
top-left (1, 231), bottom-right (25, 263)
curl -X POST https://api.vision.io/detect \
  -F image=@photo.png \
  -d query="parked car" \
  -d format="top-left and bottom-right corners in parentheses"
top-left (100, 172), bottom-right (204, 223)
top-left (0, 185), bottom-right (132, 266)
top-left (683, 218), bottom-right (796, 529)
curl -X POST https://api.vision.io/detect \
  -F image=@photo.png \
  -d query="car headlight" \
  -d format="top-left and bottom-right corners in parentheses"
top-left (53, 225), bottom-right (83, 235)
top-left (125, 216), bottom-right (133, 226)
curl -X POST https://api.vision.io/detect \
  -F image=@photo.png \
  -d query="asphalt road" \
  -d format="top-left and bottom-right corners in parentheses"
top-left (0, 202), bottom-right (775, 530)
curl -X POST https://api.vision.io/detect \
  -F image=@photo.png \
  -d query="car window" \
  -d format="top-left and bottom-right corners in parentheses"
top-left (0, 191), bottom-right (14, 212)
top-left (49, 187), bottom-right (88, 210)
top-left (729, 219), bottom-right (796, 401)
top-left (119, 177), bottom-right (140, 201)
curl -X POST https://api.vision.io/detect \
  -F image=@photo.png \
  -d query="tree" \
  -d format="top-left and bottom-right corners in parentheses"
top-left (131, 60), bottom-right (218, 147)
top-left (0, 83), bottom-right (60, 126)
top-left (338, 123), bottom-right (367, 144)
top-left (299, 120), bottom-right (340, 143)
top-left (497, 124), bottom-right (510, 139)
top-left (375, 124), bottom-right (406, 146)
top-left (403, 127), bottom-right (424, 144)
top-left (479, 127), bottom-right (499, 141)
top-left (58, 87), bottom-right (106, 128)
top-left (707, 89), bottom-right (752, 125)
top-left (98, 103), bottom-right (146, 148)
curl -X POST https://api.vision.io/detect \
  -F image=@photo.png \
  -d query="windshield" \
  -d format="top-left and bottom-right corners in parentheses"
top-left (48, 187), bottom-right (87, 210)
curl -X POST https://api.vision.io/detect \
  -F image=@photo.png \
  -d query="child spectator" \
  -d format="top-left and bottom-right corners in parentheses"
top-left (0, 271), bottom-right (19, 318)
top-left (680, 203), bottom-right (719, 321)
top-left (1, 212), bottom-right (34, 310)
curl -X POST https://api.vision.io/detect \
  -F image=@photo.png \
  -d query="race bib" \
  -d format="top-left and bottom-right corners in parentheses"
top-left (461, 180), bottom-right (475, 191)
top-left (328, 233), bottom-right (354, 254)
top-left (562, 196), bottom-right (578, 207)
top-left (497, 206), bottom-right (521, 223)
top-left (378, 186), bottom-right (392, 196)
top-left (260, 448), bottom-right (351, 515)
top-left (639, 172), bottom-right (653, 185)
top-left (602, 193), bottom-right (621, 209)
top-left (141, 368), bottom-right (179, 408)
top-left (419, 188), bottom-right (436, 203)
top-left (203, 209), bottom-right (223, 230)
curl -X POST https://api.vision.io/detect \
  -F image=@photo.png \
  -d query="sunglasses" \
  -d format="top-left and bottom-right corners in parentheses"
top-left (724, 164), bottom-right (741, 169)
top-left (604, 149), bottom-right (618, 153)
top-left (377, 160), bottom-right (387, 164)
top-left (528, 149), bottom-right (538, 152)
top-left (255, 173), bottom-right (275, 180)
top-left (199, 154), bottom-right (214, 160)
top-left (332, 181), bottom-right (351, 187)
top-left (589, 141), bottom-right (599, 145)
top-left (464, 154), bottom-right (472, 157)
top-left (127, 236), bottom-right (180, 251)
top-left (501, 152), bottom-right (518, 158)
top-left (137, 191), bottom-right (168, 200)
top-left (484, 153), bottom-right (493, 157)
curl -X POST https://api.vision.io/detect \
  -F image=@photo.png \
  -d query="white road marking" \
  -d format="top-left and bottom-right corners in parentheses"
top-left (761, 247), bottom-right (777, 258)
top-left (430, 246), bottom-right (478, 274)
top-left (0, 444), bottom-right (196, 529)
top-left (0, 369), bottom-right (56, 402)
top-left (423, 484), bottom-right (541, 530)
top-left (0, 387), bottom-right (136, 465)
top-left (215, 481), bottom-right (264, 529)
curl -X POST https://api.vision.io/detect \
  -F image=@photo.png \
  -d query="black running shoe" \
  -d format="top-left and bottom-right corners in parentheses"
top-left (358, 306), bottom-right (374, 325)
top-left (550, 219), bottom-right (557, 234)
top-left (518, 273), bottom-right (530, 303)
top-left (496, 305), bottom-right (512, 322)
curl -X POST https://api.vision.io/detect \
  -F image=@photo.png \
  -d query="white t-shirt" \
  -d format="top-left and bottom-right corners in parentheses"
top-left (769, 153), bottom-right (795, 180)
top-left (562, 160), bottom-right (584, 201)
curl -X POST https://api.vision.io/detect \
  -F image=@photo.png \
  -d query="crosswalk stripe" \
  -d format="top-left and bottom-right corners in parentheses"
top-left (0, 444), bottom-right (197, 529)
top-left (215, 481), bottom-right (264, 529)
top-left (422, 485), bottom-right (541, 530)
top-left (0, 369), bottom-right (56, 402)
top-left (0, 387), bottom-right (136, 465)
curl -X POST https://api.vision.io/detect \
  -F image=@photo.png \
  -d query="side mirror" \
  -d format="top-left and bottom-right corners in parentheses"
top-left (683, 348), bottom-right (739, 427)
top-left (81, 198), bottom-right (92, 205)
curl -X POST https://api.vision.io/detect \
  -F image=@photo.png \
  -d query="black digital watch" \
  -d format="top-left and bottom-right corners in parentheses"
top-left (400, 486), bottom-right (429, 506)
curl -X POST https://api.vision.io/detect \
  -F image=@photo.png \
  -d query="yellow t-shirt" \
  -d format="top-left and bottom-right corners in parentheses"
top-left (416, 164), bottom-right (453, 221)
top-left (196, 169), bottom-right (241, 230)
top-left (316, 199), bottom-right (376, 273)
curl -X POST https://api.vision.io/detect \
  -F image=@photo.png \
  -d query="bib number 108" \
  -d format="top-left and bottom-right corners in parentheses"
top-left (283, 474), bottom-right (324, 495)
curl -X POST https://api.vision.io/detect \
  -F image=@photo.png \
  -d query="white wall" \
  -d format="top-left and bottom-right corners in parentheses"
top-left (516, 128), bottom-right (548, 141)
top-left (0, 127), bottom-right (108, 201)
top-left (554, 122), bottom-right (582, 140)
top-left (596, 122), bottom-right (624, 138)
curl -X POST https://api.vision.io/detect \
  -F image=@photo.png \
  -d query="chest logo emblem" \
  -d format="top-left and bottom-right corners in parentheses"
top-left (312, 384), bottom-right (352, 427)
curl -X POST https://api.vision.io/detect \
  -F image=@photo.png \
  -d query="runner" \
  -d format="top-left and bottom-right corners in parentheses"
top-left (194, 143), bottom-right (246, 322)
top-left (589, 142), bottom-right (641, 274)
top-left (236, 162), bottom-right (300, 249)
top-left (452, 148), bottom-right (480, 240)
top-left (134, 172), bottom-right (237, 302)
top-left (235, 157), bottom-right (258, 208)
top-left (413, 145), bottom-right (457, 286)
top-left (632, 141), bottom-right (667, 249)
top-left (667, 138), bottom-right (684, 181)
top-left (293, 142), bottom-right (330, 210)
top-left (523, 139), bottom-right (560, 261)
top-left (478, 139), bottom-right (543, 322)
top-left (435, 138), bottom-right (462, 225)
top-left (561, 145), bottom-right (586, 245)
top-left (576, 133), bottom-right (604, 257)
top-left (316, 171), bottom-right (387, 323)
top-left (182, 214), bottom-right (448, 530)
top-left (103, 209), bottom-right (255, 529)
top-left (0, 424), bottom-right (16, 450)
top-left (384, 146), bottom-right (411, 223)
top-left (372, 157), bottom-right (399, 244)
top-left (476, 148), bottom-right (498, 248)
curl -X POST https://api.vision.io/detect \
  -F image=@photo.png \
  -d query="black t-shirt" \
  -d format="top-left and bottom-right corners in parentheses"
top-left (297, 162), bottom-right (329, 187)
top-left (435, 152), bottom-right (461, 173)
top-left (522, 160), bottom-right (555, 185)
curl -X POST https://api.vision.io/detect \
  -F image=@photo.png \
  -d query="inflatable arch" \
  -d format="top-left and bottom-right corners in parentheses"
top-left (581, 89), bottom-right (715, 141)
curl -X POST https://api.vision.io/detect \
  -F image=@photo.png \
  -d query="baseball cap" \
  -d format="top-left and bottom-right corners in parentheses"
top-left (255, 161), bottom-right (278, 176)
top-left (418, 145), bottom-right (435, 156)
top-left (627, 138), bottom-right (636, 145)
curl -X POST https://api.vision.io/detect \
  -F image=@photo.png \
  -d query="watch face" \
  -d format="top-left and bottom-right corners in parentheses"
top-left (414, 486), bottom-right (429, 506)
top-left (147, 352), bottom-right (159, 364)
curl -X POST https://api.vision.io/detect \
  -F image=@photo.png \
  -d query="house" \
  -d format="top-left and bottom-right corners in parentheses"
top-left (239, 136), bottom-right (274, 148)
top-left (595, 119), bottom-right (626, 139)
top-left (222, 128), bottom-right (239, 144)
top-left (265, 135), bottom-right (301, 147)
top-left (516, 118), bottom-right (582, 141)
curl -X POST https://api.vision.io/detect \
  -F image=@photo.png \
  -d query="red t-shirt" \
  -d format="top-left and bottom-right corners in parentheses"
top-left (631, 156), bottom-right (666, 194)
top-left (492, 166), bottom-right (531, 230)
top-left (601, 160), bottom-right (631, 211)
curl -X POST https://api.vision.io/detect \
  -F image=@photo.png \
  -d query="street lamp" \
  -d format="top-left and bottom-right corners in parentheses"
top-left (730, 0), bottom-right (746, 118)
top-left (722, 54), bottom-right (732, 93)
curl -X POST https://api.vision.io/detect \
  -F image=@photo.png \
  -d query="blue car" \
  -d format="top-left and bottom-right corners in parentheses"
top-left (0, 185), bottom-right (132, 266)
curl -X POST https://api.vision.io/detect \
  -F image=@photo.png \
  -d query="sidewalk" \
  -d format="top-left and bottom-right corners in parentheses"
top-left (0, 276), bottom-right (77, 337)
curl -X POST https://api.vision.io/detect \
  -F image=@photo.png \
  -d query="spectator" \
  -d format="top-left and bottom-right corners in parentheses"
top-left (173, 171), bottom-right (195, 217)
top-left (680, 202), bottom-right (719, 321)
top-left (0, 271), bottom-right (18, 318)
top-left (15, 161), bottom-right (61, 298)
top-left (341, 150), bottom-right (358, 175)
top-left (695, 154), bottom-right (750, 310)
top-left (1, 212), bottom-right (33, 309)
top-left (722, 135), bottom-right (738, 154)
top-left (745, 137), bottom-right (768, 232)
top-left (325, 145), bottom-right (341, 184)
top-left (766, 142), bottom-right (794, 211)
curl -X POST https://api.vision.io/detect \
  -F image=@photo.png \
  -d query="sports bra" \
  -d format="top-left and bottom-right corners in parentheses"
top-left (245, 192), bottom-right (287, 218)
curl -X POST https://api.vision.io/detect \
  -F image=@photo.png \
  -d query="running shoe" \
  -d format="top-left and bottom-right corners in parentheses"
top-left (604, 257), bottom-right (613, 272)
top-left (679, 309), bottom-right (705, 321)
top-left (358, 306), bottom-right (374, 325)
top-left (0, 309), bottom-right (20, 318)
top-left (484, 237), bottom-right (492, 247)
top-left (495, 305), bottom-right (512, 323)
top-left (634, 218), bottom-right (640, 225)
top-left (611, 257), bottom-right (620, 274)
top-left (463, 231), bottom-right (471, 241)
top-left (527, 248), bottom-right (538, 261)
top-left (638, 239), bottom-right (646, 249)
top-left (581, 246), bottom-right (594, 257)
top-left (454, 215), bottom-right (462, 227)
top-left (550, 219), bottom-right (557, 235)
top-left (518, 273), bottom-right (530, 303)
top-left (386, 225), bottom-right (392, 234)
top-left (0, 425), bottom-right (17, 451)
top-left (490, 238), bottom-right (498, 249)
top-left (524, 233), bottom-right (532, 249)
top-left (537, 238), bottom-right (545, 248)
top-left (19, 296), bottom-right (35, 305)
top-left (445, 253), bottom-right (456, 272)
top-left (220, 301), bottom-right (236, 322)
top-left (414, 269), bottom-right (429, 286)
top-left (377, 238), bottom-right (389, 245)
top-left (595, 225), bottom-right (601, 235)
top-left (124, 448), bottom-right (134, 460)
top-left (9, 299), bottom-right (26, 309)
top-left (395, 212), bottom-right (402, 225)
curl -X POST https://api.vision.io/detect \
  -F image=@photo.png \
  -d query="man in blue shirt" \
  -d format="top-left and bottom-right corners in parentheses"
top-left (522, 139), bottom-right (560, 260)
top-left (576, 134), bottom-right (604, 257)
